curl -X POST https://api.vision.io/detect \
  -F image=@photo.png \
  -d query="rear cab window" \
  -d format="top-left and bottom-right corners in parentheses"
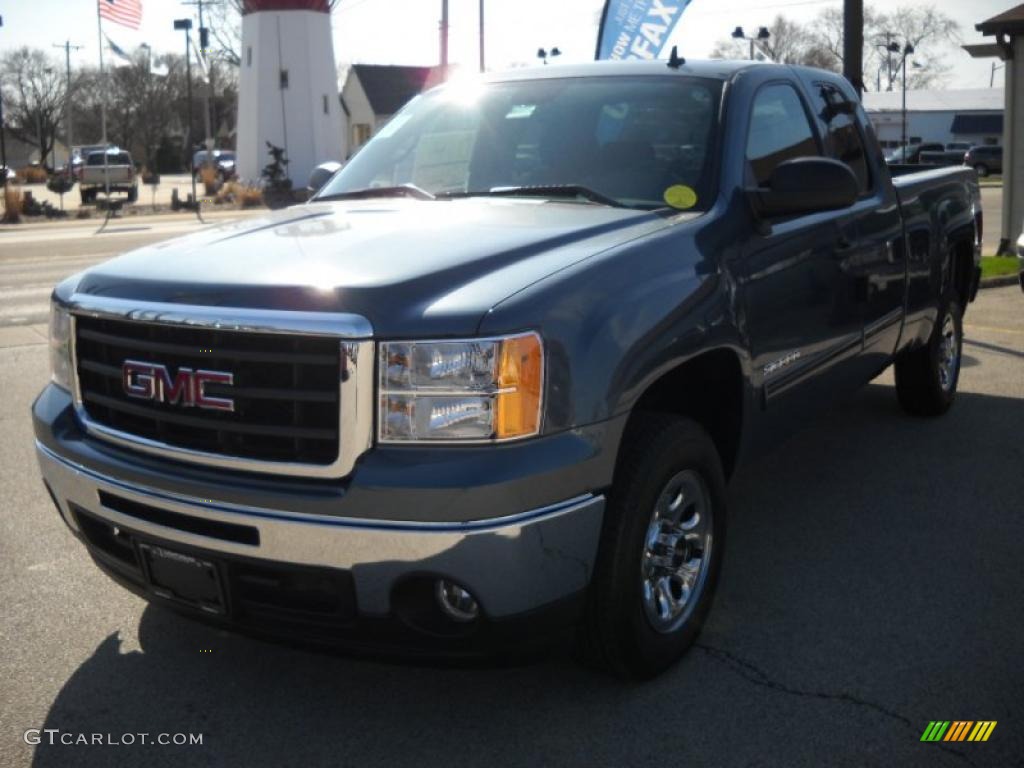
top-left (87, 152), bottom-right (131, 166)
top-left (809, 82), bottom-right (872, 195)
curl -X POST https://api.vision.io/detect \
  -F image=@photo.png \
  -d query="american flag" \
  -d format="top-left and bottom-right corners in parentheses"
top-left (99, 0), bottom-right (142, 30)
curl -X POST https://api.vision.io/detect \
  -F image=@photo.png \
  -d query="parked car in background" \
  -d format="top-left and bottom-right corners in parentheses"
top-left (71, 144), bottom-right (108, 180)
top-left (192, 149), bottom-right (237, 180)
top-left (79, 148), bottom-right (138, 204)
top-left (919, 143), bottom-right (972, 167)
top-left (886, 142), bottom-right (944, 165)
top-left (964, 146), bottom-right (1003, 178)
top-left (1016, 224), bottom-right (1024, 258)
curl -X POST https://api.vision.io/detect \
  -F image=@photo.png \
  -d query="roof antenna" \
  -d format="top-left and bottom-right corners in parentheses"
top-left (667, 45), bottom-right (685, 69)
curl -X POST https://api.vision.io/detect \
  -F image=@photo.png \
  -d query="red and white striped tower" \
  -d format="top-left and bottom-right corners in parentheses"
top-left (236, 0), bottom-right (342, 185)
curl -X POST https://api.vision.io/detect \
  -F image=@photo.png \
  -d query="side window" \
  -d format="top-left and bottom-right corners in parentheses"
top-left (810, 83), bottom-right (871, 194)
top-left (746, 84), bottom-right (819, 187)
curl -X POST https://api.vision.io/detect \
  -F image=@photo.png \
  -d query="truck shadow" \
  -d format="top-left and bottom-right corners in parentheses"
top-left (32, 384), bottom-right (1024, 767)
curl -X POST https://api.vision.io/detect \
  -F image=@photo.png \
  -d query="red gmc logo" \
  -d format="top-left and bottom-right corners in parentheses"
top-left (122, 360), bottom-right (235, 412)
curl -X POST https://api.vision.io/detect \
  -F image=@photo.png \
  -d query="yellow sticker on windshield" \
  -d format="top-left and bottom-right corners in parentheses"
top-left (664, 185), bottom-right (698, 210)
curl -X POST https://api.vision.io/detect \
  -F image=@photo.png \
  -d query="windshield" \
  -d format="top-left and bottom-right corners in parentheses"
top-left (318, 76), bottom-right (723, 211)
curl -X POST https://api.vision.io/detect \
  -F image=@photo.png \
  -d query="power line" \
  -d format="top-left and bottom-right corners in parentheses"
top-left (698, 0), bottom-right (840, 16)
top-left (336, 0), bottom-right (375, 14)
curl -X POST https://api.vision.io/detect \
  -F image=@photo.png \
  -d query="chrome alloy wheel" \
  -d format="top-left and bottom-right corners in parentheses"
top-left (641, 470), bottom-right (713, 634)
top-left (938, 311), bottom-right (960, 392)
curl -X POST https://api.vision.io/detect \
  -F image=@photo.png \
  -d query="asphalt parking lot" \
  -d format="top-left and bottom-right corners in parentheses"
top-left (1, 274), bottom-right (1022, 766)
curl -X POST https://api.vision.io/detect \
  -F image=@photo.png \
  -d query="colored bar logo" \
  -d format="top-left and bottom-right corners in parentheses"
top-left (920, 721), bottom-right (997, 742)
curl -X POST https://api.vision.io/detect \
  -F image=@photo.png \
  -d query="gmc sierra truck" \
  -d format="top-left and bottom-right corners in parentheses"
top-left (34, 60), bottom-right (981, 679)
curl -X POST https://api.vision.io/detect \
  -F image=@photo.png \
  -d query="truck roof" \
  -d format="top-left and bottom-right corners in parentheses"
top-left (482, 58), bottom-right (766, 84)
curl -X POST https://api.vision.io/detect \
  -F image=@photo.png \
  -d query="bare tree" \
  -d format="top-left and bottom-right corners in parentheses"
top-left (710, 15), bottom-right (838, 71)
top-left (208, 1), bottom-right (243, 67)
top-left (817, 4), bottom-right (959, 91)
top-left (0, 47), bottom-right (68, 167)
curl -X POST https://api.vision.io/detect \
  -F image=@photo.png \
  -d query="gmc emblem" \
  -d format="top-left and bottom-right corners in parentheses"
top-left (122, 360), bottom-right (235, 412)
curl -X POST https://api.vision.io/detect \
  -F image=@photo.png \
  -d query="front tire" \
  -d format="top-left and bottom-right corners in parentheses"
top-left (579, 414), bottom-right (727, 679)
top-left (974, 163), bottom-right (989, 178)
top-left (895, 300), bottom-right (963, 416)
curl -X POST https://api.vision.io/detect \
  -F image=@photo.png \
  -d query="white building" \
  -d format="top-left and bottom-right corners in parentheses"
top-left (236, 0), bottom-right (344, 186)
top-left (862, 88), bottom-right (1004, 149)
top-left (339, 64), bottom-right (444, 159)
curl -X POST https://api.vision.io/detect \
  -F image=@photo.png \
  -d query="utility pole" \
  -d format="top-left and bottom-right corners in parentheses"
top-left (183, 0), bottom-right (217, 153)
top-left (0, 15), bottom-right (7, 185)
top-left (843, 0), bottom-right (865, 96)
top-left (479, 0), bottom-right (485, 73)
top-left (174, 18), bottom-right (197, 204)
top-left (884, 31), bottom-right (894, 91)
top-left (440, 0), bottom-right (449, 78)
top-left (53, 41), bottom-right (83, 175)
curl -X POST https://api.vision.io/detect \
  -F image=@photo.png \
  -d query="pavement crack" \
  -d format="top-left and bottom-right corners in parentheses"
top-left (695, 643), bottom-right (981, 768)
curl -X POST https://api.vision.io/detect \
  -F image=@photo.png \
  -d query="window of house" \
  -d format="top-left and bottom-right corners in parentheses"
top-left (352, 123), bottom-right (372, 148)
top-left (746, 83), bottom-right (819, 187)
top-left (810, 83), bottom-right (871, 194)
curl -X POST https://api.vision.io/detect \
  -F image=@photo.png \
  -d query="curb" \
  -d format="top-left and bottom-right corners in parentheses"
top-left (979, 273), bottom-right (1022, 289)
top-left (0, 207), bottom-right (266, 232)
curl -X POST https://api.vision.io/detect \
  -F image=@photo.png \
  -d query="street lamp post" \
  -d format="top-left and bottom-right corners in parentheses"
top-left (890, 41), bottom-right (916, 152)
top-left (174, 18), bottom-right (197, 206)
top-left (731, 26), bottom-right (771, 61)
top-left (537, 47), bottom-right (562, 65)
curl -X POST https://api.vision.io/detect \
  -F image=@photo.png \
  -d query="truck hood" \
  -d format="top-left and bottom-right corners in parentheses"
top-left (73, 199), bottom-right (676, 336)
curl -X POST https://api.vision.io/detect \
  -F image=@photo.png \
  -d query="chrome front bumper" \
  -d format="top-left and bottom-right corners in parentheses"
top-left (36, 441), bottom-right (605, 618)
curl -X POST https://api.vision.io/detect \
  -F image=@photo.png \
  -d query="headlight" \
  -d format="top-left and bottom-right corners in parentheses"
top-left (49, 302), bottom-right (73, 392)
top-left (379, 333), bottom-right (543, 442)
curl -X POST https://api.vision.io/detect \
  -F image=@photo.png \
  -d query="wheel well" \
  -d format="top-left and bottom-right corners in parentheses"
top-left (627, 349), bottom-right (744, 479)
top-left (950, 237), bottom-right (974, 308)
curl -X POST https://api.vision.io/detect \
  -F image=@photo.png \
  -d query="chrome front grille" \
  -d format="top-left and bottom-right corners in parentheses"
top-left (76, 316), bottom-right (341, 464)
top-left (66, 297), bottom-right (374, 479)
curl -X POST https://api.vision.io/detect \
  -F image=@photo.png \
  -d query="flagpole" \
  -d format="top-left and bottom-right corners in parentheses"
top-left (96, 1), bottom-right (110, 198)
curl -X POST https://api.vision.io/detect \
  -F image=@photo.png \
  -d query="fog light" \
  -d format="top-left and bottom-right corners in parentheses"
top-left (435, 579), bottom-right (480, 622)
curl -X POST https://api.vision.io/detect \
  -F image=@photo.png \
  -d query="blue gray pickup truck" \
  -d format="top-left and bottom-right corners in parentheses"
top-left (34, 60), bottom-right (981, 679)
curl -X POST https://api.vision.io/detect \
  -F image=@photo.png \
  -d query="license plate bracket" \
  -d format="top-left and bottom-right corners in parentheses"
top-left (139, 542), bottom-right (226, 615)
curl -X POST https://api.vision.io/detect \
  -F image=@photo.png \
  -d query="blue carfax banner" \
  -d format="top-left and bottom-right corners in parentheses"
top-left (595, 0), bottom-right (695, 61)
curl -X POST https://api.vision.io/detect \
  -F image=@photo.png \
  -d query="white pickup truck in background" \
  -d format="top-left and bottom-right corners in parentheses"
top-left (79, 149), bottom-right (138, 205)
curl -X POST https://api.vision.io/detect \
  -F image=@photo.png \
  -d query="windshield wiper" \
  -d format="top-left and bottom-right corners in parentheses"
top-left (315, 183), bottom-right (436, 202)
top-left (441, 185), bottom-right (626, 208)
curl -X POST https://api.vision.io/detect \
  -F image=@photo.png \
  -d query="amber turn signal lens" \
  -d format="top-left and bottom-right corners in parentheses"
top-left (494, 333), bottom-right (543, 439)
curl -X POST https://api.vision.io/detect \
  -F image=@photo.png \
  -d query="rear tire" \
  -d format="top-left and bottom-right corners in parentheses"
top-left (974, 163), bottom-right (989, 178)
top-left (80, 188), bottom-right (96, 205)
top-left (127, 185), bottom-right (138, 203)
top-left (578, 414), bottom-right (727, 679)
top-left (895, 300), bottom-right (963, 417)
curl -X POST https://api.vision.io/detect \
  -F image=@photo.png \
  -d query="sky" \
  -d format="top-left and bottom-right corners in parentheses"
top-left (0, 0), bottom-right (1015, 90)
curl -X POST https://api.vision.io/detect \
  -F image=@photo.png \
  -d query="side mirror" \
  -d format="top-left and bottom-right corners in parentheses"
top-left (308, 161), bottom-right (343, 195)
top-left (749, 157), bottom-right (859, 219)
